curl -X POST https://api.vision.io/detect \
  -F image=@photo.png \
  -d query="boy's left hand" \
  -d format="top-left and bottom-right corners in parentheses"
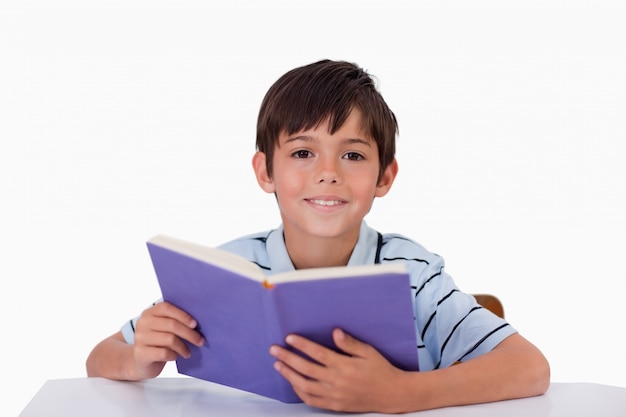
top-left (269, 328), bottom-right (408, 413)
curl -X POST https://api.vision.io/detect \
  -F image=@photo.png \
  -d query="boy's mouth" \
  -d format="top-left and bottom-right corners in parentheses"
top-left (306, 199), bottom-right (345, 207)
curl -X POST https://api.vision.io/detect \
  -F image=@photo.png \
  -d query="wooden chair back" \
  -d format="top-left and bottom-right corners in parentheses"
top-left (472, 294), bottom-right (504, 318)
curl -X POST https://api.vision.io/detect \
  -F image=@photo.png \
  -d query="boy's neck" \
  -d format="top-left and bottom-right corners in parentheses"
top-left (283, 229), bottom-right (359, 270)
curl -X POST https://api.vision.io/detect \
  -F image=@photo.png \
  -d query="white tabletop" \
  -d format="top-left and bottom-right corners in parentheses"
top-left (19, 377), bottom-right (626, 417)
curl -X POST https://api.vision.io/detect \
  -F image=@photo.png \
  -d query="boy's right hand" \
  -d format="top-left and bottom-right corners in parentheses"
top-left (132, 301), bottom-right (205, 379)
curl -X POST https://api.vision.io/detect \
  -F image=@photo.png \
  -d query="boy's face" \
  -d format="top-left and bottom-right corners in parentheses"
top-left (252, 109), bottom-right (398, 243)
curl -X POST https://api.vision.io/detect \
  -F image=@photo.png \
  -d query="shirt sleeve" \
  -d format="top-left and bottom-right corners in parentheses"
top-left (120, 298), bottom-right (163, 344)
top-left (411, 255), bottom-right (517, 369)
top-left (120, 317), bottom-right (138, 344)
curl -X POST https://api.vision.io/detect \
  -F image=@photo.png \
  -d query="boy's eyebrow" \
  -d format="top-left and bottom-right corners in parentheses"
top-left (283, 135), bottom-right (373, 147)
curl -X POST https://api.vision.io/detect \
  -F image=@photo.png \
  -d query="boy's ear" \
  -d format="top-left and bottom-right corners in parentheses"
top-left (252, 151), bottom-right (276, 193)
top-left (375, 158), bottom-right (399, 198)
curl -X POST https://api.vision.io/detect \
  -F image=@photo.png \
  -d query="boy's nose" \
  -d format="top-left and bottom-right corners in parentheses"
top-left (318, 174), bottom-right (338, 184)
top-left (316, 158), bottom-right (340, 184)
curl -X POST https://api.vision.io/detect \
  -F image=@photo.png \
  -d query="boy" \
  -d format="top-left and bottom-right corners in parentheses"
top-left (86, 59), bottom-right (550, 413)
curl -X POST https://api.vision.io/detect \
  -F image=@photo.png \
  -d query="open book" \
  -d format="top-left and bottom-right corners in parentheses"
top-left (147, 234), bottom-right (419, 403)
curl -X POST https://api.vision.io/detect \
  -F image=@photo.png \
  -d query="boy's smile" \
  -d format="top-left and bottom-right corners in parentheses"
top-left (305, 197), bottom-right (347, 207)
top-left (253, 109), bottom-right (398, 268)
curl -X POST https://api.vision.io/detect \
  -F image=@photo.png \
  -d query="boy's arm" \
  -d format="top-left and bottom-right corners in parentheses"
top-left (270, 329), bottom-right (550, 414)
top-left (86, 331), bottom-right (149, 380)
top-left (86, 302), bottom-right (205, 380)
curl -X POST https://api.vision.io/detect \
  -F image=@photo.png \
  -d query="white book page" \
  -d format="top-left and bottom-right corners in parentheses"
top-left (269, 262), bottom-right (408, 285)
top-left (148, 235), bottom-right (266, 282)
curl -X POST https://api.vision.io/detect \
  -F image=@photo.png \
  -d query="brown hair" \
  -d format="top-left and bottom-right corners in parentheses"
top-left (256, 59), bottom-right (398, 180)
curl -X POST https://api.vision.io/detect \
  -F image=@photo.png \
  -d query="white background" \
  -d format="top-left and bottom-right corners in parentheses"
top-left (2, 1), bottom-right (625, 415)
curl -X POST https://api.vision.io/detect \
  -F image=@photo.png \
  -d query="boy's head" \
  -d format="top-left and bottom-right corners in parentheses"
top-left (256, 59), bottom-right (398, 182)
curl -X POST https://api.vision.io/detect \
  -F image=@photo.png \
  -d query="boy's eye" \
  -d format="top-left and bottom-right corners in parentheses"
top-left (291, 150), bottom-right (313, 159)
top-left (343, 152), bottom-right (364, 161)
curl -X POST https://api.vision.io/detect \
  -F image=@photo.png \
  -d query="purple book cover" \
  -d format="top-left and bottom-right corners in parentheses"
top-left (147, 239), bottom-right (419, 403)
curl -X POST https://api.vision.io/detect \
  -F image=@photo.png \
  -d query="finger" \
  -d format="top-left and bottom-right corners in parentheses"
top-left (332, 328), bottom-right (373, 358)
top-left (135, 328), bottom-right (194, 359)
top-left (282, 334), bottom-right (340, 367)
top-left (271, 351), bottom-right (327, 398)
top-left (134, 343), bottom-right (180, 364)
top-left (140, 303), bottom-right (205, 347)
top-left (270, 344), bottom-right (324, 377)
top-left (132, 341), bottom-right (180, 380)
top-left (149, 317), bottom-right (205, 347)
top-left (272, 343), bottom-right (341, 386)
top-left (150, 302), bottom-right (198, 329)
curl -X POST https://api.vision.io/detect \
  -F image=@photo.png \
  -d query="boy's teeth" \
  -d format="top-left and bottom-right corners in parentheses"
top-left (310, 199), bottom-right (341, 206)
